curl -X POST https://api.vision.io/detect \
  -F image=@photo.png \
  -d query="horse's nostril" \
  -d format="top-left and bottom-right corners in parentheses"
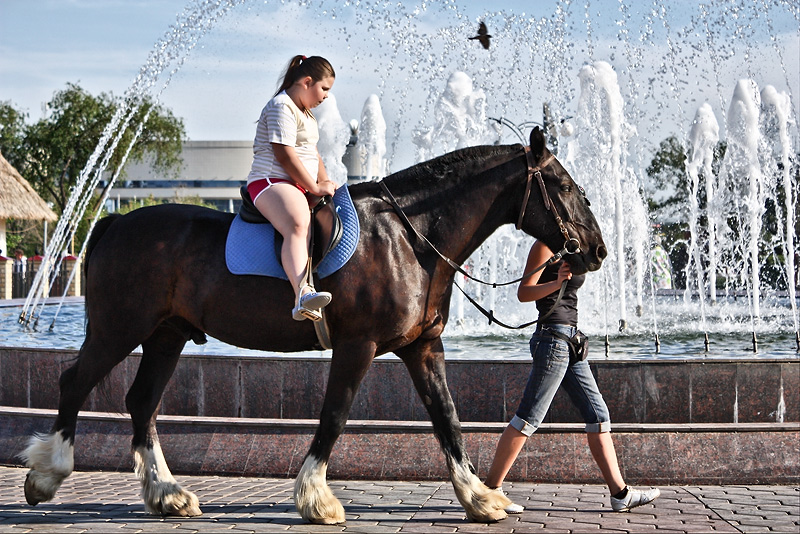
top-left (596, 245), bottom-right (608, 260)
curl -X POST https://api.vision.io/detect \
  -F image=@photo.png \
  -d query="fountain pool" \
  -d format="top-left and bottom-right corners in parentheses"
top-left (2, 300), bottom-right (797, 360)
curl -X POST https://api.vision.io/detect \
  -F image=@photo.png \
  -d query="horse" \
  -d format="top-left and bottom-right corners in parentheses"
top-left (21, 126), bottom-right (606, 524)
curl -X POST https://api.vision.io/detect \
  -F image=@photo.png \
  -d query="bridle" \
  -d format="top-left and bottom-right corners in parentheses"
top-left (378, 145), bottom-right (584, 329)
top-left (518, 146), bottom-right (581, 256)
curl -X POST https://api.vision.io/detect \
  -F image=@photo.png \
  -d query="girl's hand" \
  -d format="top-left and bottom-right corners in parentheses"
top-left (556, 261), bottom-right (573, 284)
top-left (313, 178), bottom-right (336, 198)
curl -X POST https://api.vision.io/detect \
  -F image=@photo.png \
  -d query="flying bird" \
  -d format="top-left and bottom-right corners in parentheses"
top-left (468, 21), bottom-right (491, 49)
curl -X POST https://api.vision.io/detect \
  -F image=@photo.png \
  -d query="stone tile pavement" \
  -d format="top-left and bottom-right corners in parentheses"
top-left (0, 466), bottom-right (797, 533)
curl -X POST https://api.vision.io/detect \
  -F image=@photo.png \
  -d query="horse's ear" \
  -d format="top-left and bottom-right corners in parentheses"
top-left (529, 126), bottom-right (546, 160)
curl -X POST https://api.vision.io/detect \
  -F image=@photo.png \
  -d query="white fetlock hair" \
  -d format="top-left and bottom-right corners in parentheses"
top-left (294, 455), bottom-right (345, 524)
top-left (449, 461), bottom-right (509, 523)
top-left (20, 431), bottom-right (75, 504)
top-left (133, 443), bottom-right (201, 517)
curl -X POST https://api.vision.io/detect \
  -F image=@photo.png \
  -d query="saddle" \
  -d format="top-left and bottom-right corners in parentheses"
top-left (238, 185), bottom-right (343, 271)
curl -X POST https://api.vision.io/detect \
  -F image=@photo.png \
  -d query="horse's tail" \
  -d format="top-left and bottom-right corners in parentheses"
top-left (81, 213), bottom-right (121, 356)
top-left (80, 214), bottom-right (121, 402)
top-left (84, 214), bottom-right (121, 277)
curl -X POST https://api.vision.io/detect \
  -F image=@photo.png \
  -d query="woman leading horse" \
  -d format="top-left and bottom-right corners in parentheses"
top-left (21, 126), bottom-right (606, 524)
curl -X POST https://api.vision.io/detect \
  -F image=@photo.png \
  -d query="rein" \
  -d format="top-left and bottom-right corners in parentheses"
top-left (378, 145), bottom-right (581, 329)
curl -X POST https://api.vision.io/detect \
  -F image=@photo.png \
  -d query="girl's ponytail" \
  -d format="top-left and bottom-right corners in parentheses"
top-left (274, 55), bottom-right (335, 97)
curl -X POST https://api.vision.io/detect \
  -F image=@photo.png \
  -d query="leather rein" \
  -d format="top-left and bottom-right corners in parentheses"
top-left (378, 145), bottom-right (582, 329)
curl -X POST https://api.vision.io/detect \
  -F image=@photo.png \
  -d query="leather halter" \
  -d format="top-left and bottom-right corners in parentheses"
top-left (519, 146), bottom-right (580, 255)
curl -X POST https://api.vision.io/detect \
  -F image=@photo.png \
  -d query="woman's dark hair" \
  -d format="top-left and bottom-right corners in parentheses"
top-left (274, 55), bottom-right (335, 97)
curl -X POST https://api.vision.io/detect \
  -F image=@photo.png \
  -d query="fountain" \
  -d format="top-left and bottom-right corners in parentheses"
top-left (7, 0), bottom-right (799, 358)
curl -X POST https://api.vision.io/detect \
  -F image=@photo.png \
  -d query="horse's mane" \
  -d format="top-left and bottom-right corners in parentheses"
top-left (386, 144), bottom-right (520, 190)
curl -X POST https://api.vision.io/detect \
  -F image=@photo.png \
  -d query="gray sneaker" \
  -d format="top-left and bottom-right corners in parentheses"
top-left (610, 487), bottom-right (660, 512)
top-left (493, 487), bottom-right (524, 514)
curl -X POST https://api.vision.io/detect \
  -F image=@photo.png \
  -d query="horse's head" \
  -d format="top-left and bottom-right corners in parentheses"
top-left (517, 127), bottom-right (606, 274)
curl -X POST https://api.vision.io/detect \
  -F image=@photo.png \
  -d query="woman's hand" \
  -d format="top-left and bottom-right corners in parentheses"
top-left (518, 241), bottom-right (572, 303)
top-left (556, 261), bottom-right (573, 284)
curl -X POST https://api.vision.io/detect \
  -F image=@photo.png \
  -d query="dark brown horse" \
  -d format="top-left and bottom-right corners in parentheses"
top-left (21, 127), bottom-right (606, 524)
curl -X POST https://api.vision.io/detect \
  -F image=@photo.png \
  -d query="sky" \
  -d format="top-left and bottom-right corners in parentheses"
top-left (1, 0), bottom-right (798, 171)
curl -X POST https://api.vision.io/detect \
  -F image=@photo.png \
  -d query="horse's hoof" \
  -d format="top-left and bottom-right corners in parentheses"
top-left (297, 496), bottom-right (346, 524)
top-left (24, 471), bottom-right (59, 506)
top-left (24, 472), bottom-right (42, 506)
top-left (294, 456), bottom-right (346, 524)
top-left (146, 486), bottom-right (202, 517)
top-left (300, 499), bottom-right (345, 525)
top-left (469, 508), bottom-right (508, 523)
top-left (162, 492), bottom-right (202, 517)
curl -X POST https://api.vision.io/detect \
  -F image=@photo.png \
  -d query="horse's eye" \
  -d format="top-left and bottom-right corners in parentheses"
top-left (561, 185), bottom-right (572, 193)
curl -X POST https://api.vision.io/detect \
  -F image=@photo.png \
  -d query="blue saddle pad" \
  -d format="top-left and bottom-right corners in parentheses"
top-left (225, 184), bottom-right (359, 280)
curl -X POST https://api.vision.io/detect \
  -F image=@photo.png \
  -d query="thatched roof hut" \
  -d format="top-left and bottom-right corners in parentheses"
top-left (0, 151), bottom-right (57, 222)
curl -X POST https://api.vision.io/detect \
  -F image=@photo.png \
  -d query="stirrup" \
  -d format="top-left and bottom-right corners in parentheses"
top-left (292, 286), bottom-right (331, 322)
top-left (292, 303), bottom-right (322, 322)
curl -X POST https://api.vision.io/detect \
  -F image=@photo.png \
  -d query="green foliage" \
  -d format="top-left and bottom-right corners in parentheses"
top-left (645, 136), bottom-right (729, 289)
top-left (0, 83), bottom-right (186, 256)
top-left (644, 135), bottom-right (727, 222)
top-left (0, 102), bottom-right (27, 164)
top-left (0, 83), bottom-right (185, 215)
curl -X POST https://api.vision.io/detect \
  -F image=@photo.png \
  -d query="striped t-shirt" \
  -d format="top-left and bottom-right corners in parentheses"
top-left (247, 91), bottom-right (319, 185)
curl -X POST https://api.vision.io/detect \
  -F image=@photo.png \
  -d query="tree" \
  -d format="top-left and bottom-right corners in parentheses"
top-left (643, 136), bottom-right (687, 222)
top-left (0, 102), bottom-right (27, 164)
top-left (644, 135), bottom-right (728, 289)
top-left (0, 83), bottom-right (185, 215)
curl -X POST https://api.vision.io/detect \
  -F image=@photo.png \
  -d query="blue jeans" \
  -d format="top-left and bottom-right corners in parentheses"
top-left (510, 324), bottom-right (611, 436)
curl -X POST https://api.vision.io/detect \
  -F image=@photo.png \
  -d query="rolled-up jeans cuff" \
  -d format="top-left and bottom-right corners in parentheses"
top-left (510, 415), bottom-right (538, 437)
top-left (586, 421), bottom-right (612, 433)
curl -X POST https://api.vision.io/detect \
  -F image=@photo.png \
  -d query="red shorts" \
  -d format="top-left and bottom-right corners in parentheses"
top-left (247, 178), bottom-right (307, 203)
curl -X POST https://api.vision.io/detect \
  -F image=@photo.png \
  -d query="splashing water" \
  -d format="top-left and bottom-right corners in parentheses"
top-left (17, 0), bottom-right (798, 356)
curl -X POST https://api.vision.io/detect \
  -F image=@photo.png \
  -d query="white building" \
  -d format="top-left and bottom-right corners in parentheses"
top-left (101, 140), bottom-right (251, 213)
top-left (102, 131), bottom-right (379, 213)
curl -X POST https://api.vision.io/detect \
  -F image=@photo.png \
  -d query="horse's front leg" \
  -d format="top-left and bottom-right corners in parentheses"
top-left (294, 340), bottom-right (376, 525)
top-left (396, 336), bottom-right (511, 523)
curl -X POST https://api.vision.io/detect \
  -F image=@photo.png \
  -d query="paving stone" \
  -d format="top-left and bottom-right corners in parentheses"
top-left (2, 467), bottom-right (798, 533)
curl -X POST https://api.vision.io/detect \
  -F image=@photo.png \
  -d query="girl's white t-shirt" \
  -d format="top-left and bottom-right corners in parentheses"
top-left (247, 91), bottom-right (319, 185)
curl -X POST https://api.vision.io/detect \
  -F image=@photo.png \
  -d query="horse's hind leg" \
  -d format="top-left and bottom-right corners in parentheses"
top-left (396, 336), bottom-right (511, 523)
top-left (294, 340), bottom-right (376, 524)
top-left (127, 324), bottom-right (201, 517)
top-left (22, 336), bottom-right (135, 506)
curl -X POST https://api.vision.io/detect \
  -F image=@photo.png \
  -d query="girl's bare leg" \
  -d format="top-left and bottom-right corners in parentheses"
top-left (254, 184), bottom-right (312, 300)
top-left (485, 425), bottom-right (527, 489)
top-left (587, 431), bottom-right (625, 494)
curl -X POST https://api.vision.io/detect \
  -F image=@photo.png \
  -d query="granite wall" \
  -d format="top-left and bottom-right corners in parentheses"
top-left (2, 407), bottom-right (796, 484)
top-left (1, 347), bottom-right (797, 424)
top-left (2, 348), bottom-right (798, 483)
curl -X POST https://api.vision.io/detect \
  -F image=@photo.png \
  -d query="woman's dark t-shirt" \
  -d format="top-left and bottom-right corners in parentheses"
top-left (535, 260), bottom-right (585, 326)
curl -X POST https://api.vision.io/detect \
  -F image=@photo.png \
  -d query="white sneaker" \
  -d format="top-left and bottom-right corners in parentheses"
top-left (610, 487), bottom-right (660, 512)
top-left (493, 487), bottom-right (523, 514)
top-left (298, 290), bottom-right (332, 311)
top-left (291, 290), bottom-right (331, 322)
